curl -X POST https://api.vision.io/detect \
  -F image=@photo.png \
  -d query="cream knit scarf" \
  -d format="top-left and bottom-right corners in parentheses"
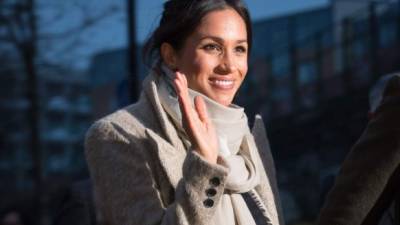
top-left (156, 65), bottom-right (270, 225)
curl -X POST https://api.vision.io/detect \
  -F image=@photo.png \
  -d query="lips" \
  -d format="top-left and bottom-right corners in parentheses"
top-left (209, 78), bottom-right (235, 90)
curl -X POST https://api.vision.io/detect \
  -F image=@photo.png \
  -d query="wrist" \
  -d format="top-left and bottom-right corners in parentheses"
top-left (196, 150), bottom-right (218, 164)
top-left (204, 154), bottom-right (218, 164)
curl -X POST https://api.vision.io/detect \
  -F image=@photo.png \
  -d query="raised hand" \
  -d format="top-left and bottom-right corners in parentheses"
top-left (173, 71), bottom-right (219, 164)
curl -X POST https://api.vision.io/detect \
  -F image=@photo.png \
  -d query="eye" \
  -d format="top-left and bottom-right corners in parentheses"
top-left (203, 43), bottom-right (222, 53)
top-left (235, 46), bottom-right (247, 54)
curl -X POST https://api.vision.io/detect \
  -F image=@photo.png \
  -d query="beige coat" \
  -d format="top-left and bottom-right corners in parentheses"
top-left (85, 74), bottom-right (284, 225)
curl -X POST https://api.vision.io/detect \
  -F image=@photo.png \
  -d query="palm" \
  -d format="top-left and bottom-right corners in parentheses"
top-left (173, 72), bottom-right (219, 164)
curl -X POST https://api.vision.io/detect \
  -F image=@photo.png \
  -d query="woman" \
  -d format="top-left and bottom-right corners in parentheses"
top-left (85, 0), bottom-right (284, 224)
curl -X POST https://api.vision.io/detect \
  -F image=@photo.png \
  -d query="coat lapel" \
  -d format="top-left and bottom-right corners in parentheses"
top-left (144, 128), bottom-right (186, 189)
top-left (143, 73), bottom-right (188, 189)
top-left (251, 115), bottom-right (284, 225)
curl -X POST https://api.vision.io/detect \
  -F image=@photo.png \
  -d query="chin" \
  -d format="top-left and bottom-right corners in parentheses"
top-left (198, 87), bottom-right (235, 106)
top-left (212, 95), bottom-right (234, 106)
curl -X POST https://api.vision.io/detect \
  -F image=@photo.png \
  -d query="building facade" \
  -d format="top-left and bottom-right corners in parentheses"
top-left (0, 59), bottom-right (92, 216)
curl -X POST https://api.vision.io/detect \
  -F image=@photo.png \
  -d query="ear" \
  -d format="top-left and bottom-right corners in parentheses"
top-left (161, 42), bottom-right (178, 70)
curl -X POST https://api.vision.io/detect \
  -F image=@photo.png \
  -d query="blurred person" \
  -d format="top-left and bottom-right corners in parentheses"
top-left (317, 73), bottom-right (400, 225)
top-left (85, 0), bottom-right (284, 225)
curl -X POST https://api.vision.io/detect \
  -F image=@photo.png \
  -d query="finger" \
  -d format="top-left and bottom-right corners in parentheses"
top-left (173, 72), bottom-right (183, 95)
top-left (174, 72), bottom-right (189, 96)
top-left (174, 72), bottom-right (191, 110)
top-left (174, 72), bottom-right (197, 130)
top-left (194, 96), bottom-right (210, 125)
top-left (181, 71), bottom-right (188, 88)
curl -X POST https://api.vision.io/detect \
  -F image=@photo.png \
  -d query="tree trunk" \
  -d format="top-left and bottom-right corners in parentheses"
top-left (23, 0), bottom-right (43, 223)
top-left (127, 0), bottom-right (138, 103)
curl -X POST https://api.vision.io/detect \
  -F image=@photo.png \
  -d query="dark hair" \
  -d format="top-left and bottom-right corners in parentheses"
top-left (143, 0), bottom-right (252, 68)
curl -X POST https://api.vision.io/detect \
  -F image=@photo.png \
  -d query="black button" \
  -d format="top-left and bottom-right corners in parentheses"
top-left (203, 199), bottom-right (214, 208)
top-left (209, 177), bottom-right (220, 187)
top-left (205, 188), bottom-right (217, 197)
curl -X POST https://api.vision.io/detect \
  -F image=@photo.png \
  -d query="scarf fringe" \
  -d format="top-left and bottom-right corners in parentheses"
top-left (248, 190), bottom-right (273, 225)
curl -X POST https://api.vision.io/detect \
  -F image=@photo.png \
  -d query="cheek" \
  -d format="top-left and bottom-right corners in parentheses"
top-left (177, 52), bottom-right (214, 89)
top-left (237, 58), bottom-right (248, 78)
top-left (190, 53), bottom-right (219, 79)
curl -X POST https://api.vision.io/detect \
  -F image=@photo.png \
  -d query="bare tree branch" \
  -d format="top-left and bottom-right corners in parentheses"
top-left (38, 5), bottom-right (121, 40)
top-left (0, 0), bottom-right (123, 69)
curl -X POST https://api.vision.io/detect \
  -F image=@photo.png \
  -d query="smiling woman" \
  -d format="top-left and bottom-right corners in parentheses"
top-left (161, 8), bottom-right (248, 107)
top-left (85, 1), bottom-right (284, 225)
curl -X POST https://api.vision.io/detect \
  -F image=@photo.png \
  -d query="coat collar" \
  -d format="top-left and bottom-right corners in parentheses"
top-left (142, 73), bottom-right (187, 188)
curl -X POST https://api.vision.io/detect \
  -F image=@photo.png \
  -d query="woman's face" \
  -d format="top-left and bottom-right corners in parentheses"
top-left (173, 8), bottom-right (248, 106)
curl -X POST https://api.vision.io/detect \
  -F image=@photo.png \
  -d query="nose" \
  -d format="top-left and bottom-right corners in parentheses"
top-left (216, 51), bottom-right (236, 74)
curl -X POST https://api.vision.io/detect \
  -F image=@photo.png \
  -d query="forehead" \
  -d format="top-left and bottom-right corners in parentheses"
top-left (193, 8), bottom-right (247, 42)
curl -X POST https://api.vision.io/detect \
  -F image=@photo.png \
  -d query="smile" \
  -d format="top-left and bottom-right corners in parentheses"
top-left (209, 78), bottom-right (235, 90)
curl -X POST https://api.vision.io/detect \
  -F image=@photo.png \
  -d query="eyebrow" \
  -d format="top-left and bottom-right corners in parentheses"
top-left (199, 36), bottom-right (248, 44)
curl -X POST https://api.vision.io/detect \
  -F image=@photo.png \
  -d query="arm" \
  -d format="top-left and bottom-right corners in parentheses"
top-left (317, 75), bottom-right (400, 225)
top-left (85, 120), bottom-right (229, 225)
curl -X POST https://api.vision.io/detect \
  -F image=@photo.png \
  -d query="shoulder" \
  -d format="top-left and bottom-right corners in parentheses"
top-left (83, 109), bottom-right (144, 167)
top-left (86, 108), bottom-right (140, 142)
top-left (83, 101), bottom-right (159, 176)
top-left (86, 93), bottom-right (160, 139)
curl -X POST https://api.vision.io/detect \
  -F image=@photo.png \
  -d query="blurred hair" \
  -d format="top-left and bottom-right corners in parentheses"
top-left (369, 73), bottom-right (399, 113)
top-left (142, 0), bottom-right (252, 68)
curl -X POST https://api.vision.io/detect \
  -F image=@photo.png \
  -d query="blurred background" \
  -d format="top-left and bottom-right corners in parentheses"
top-left (0, 0), bottom-right (399, 224)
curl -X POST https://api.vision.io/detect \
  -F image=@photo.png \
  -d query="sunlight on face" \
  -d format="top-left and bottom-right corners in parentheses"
top-left (174, 8), bottom-right (248, 106)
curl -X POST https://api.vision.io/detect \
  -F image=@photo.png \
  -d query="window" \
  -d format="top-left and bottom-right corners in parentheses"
top-left (379, 22), bottom-right (396, 48)
top-left (272, 52), bottom-right (290, 78)
top-left (298, 61), bottom-right (318, 108)
top-left (299, 61), bottom-right (317, 85)
top-left (352, 39), bottom-right (367, 59)
top-left (271, 84), bottom-right (292, 116)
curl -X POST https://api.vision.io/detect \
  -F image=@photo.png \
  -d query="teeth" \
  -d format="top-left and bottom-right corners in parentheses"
top-left (213, 80), bottom-right (233, 86)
